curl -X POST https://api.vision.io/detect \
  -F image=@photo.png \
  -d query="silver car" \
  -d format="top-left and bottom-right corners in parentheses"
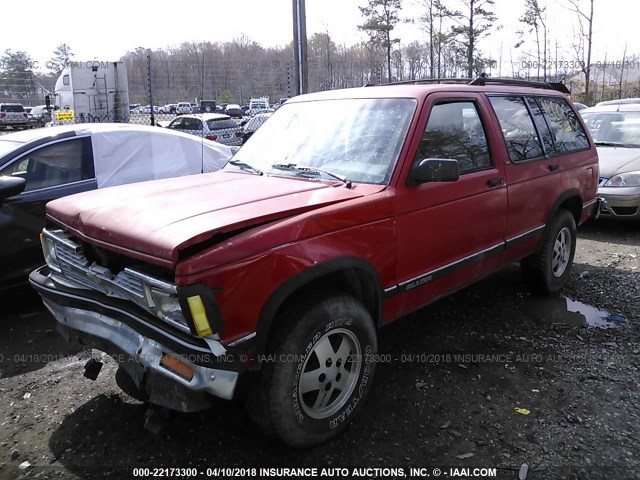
top-left (581, 103), bottom-right (640, 220)
top-left (0, 103), bottom-right (29, 130)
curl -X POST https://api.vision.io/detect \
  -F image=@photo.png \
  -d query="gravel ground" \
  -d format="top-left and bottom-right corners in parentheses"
top-left (0, 219), bottom-right (638, 480)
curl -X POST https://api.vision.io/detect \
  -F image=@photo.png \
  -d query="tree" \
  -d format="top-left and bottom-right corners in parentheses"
top-left (568, 0), bottom-right (594, 103)
top-left (516, 0), bottom-right (548, 80)
top-left (358, 0), bottom-right (403, 83)
top-left (450, 0), bottom-right (499, 78)
top-left (49, 43), bottom-right (74, 75)
top-left (418, 0), bottom-right (456, 78)
top-left (0, 49), bottom-right (36, 100)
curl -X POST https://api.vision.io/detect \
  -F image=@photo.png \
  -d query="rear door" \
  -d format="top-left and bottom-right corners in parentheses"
top-left (0, 137), bottom-right (96, 288)
top-left (487, 94), bottom-right (592, 259)
top-left (393, 93), bottom-right (508, 318)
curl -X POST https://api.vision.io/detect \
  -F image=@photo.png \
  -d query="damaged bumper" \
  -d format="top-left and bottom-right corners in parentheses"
top-left (30, 266), bottom-right (239, 411)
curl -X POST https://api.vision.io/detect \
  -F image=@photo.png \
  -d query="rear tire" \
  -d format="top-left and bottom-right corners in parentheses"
top-left (522, 209), bottom-right (577, 295)
top-left (245, 292), bottom-right (377, 448)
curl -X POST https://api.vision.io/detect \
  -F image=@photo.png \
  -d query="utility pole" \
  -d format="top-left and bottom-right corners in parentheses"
top-left (292, 0), bottom-right (308, 95)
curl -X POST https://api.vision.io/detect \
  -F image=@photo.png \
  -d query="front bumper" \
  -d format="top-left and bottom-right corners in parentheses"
top-left (30, 266), bottom-right (239, 411)
top-left (597, 187), bottom-right (640, 220)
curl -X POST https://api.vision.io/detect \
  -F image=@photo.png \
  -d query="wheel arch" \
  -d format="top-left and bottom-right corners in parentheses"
top-left (546, 189), bottom-right (582, 229)
top-left (250, 257), bottom-right (384, 366)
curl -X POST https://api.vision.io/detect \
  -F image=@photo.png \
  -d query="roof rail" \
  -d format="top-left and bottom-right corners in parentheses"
top-left (468, 76), bottom-right (570, 94)
top-left (364, 78), bottom-right (473, 87)
top-left (365, 76), bottom-right (570, 94)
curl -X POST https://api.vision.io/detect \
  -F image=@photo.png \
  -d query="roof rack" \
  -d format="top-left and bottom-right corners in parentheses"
top-left (469, 77), bottom-right (570, 94)
top-left (365, 76), bottom-right (570, 94)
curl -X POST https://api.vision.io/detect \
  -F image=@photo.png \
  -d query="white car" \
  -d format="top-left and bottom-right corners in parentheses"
top-left (176, 102), bottom-right (192, 115)
top-left (0, 123), bottom-right (235, 290)
top-left (164, 113), bottom-right (244, 146)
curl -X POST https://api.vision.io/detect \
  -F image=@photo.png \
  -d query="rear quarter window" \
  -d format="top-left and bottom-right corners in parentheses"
top-left (536, 96), bottom-right (590, 152)
top-left (207, 119), bottom-right (239, 130)
top-left (1, 105), bottom-right (25, 113)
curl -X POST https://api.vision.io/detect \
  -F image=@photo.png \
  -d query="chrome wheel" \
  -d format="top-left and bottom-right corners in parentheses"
top-left (298, 328), bottom-right (362, 419)
top-left (552, 226), bottom-right (571, 278)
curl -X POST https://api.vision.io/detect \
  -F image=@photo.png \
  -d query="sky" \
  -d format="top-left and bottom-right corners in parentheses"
top-left (1, 0), bottom-right (639, 74)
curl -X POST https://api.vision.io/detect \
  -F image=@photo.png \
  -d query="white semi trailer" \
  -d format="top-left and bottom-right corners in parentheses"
top-left (53, 61), bottom-right (129, 124)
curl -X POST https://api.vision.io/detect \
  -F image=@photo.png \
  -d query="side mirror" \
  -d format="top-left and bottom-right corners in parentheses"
top-left (408, 158), bottom-right (459, 185)
top-left (0, 175), bottom-right (26, 202)
top-left (239, 120), bottom-right (248, 127)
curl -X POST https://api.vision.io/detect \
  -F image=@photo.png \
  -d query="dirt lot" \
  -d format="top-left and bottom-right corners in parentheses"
top-left (0, 219), bottom-right (638, 480)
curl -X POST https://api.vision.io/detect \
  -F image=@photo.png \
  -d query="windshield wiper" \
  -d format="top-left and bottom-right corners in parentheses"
top-left (228, 159), bottom-right (263, 175)
top-left (271, 163), bottom-right (352, 188)
top-left (594, 141), bottom-right (626, 147)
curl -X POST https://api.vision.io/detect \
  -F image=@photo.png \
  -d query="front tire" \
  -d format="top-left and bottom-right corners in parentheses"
top-left (247, 293), bottom-right (377, 448)
top-left (522, 209), bottom-right (577, 295)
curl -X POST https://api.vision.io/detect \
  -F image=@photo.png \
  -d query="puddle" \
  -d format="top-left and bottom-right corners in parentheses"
top-left (525, 296), bottom-right (626, 329)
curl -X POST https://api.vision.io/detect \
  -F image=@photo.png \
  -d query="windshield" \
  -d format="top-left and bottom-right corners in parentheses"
top-left (582, 111), bottom-right (640, 147)
top-left (0, 139), bottom-right (23, 161)
top-left (228, 98), bottom-right (417, 185)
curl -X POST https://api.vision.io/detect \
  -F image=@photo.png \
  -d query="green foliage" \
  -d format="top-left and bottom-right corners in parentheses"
top-left (217, 90), bottom-right (234, 103)
top-left (0, 49), bottom-right (36, 99)
top-left (49, 44), bottom-right (74, 75)
top-left (449, 0), bottom-right (499, 77)
top-left (359, 0), bottom-right (403, 82)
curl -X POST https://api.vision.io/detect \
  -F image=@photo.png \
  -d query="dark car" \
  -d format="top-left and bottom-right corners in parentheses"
top-left (28, 105), bottom-right (56, 127)
top-left (200, 100), bottom-right (217, 113)
top-left (31, 78), bottom-right (601, 448)
top-left (0, 124), bottom-right (234, 292)
top-left (224, 104), bottom-right (243, 119)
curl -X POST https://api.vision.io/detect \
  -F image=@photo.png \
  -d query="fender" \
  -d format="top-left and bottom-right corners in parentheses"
top-left (538, 188), bottom-right (583, 248)
top-left (243, 257), bottom-right (384, 365)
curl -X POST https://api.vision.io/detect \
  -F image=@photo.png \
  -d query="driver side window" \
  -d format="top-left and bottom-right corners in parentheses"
top-left (0, 138), bottom-right (90, 192)
top-left (415, 101), bottom-right (492, 174)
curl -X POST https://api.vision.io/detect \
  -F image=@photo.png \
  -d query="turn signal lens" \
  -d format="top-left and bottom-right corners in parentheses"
top-left (187, 295), bottom-right (212, 337)
top-left (160, 353), bottom-right (194, 381)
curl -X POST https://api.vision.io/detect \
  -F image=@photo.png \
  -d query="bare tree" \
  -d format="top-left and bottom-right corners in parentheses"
top-left (516, 0), bottom-right (548, 80)
top-left (568, 0), bottom-right (594, 102)
top-left (418, 0), bottom-right (456, 78)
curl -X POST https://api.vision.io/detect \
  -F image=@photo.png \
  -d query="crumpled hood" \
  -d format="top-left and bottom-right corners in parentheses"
top-left (597, 147), bottom-right (640, 178)
top-left (46, 171), bottom-right (378, 266)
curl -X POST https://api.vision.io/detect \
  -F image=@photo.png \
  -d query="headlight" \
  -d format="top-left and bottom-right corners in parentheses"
top-left (40, 233), bottom-right (62, 273)
top-left (604, 171), bottom-right (640, 187)
top-left (149, 288), bottom-right (189, 331)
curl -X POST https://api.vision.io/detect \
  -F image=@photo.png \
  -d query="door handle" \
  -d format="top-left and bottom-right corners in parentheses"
top-left (487, 177), bottom-right (503, 187)
top-left (548, 163), bottom-right (560, 171)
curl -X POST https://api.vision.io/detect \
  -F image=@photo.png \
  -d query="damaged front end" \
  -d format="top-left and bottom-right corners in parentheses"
top-left (30, 228), bottom-right (240, 412)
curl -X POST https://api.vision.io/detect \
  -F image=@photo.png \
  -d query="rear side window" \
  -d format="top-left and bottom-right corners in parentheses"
top-left (536, 97), bottom-right (589, 152)
top-left (1, 105), bottom-right (25, 113)
top-left (489, 96), bottom-right (543, 162)
top-left (183, 118), bottom-right (202, 130)
top-left (414, 101), bottom-right (491, 174)
top-left (207, 119), bottom-right (238, 130)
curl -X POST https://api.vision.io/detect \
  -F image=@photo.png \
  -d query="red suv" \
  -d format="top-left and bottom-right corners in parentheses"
top-left (30, 78), bottom-right (602, 447)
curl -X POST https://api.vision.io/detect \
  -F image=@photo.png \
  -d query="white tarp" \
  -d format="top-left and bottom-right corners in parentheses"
top-left (87, 124), bottom-right (233, 188)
